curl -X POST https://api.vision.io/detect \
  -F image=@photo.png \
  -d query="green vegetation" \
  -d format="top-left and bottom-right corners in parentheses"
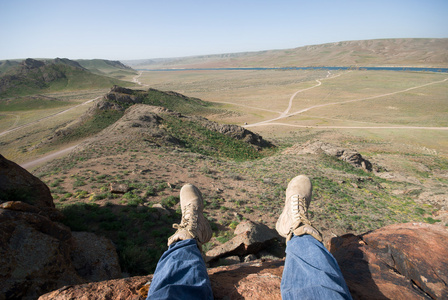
top-left (164, 116), bottom-right (271, 161)
top-left (54, 109), bottom-right (124, 144)
top-left (161, 195), bottom-right (179, 208)
top-left (0, 96), bottom-right (76, 111)
top-left (142, 89), bottom-right (212, 115)
top-left (59, 202), bottom-right (180, 275)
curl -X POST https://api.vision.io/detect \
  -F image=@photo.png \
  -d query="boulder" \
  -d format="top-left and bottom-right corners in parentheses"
top-left (328, 222), bottom-right (448, 299)
top-left (70, 232), bottom-right (122, 282)
top-left (0, 156), bottom-right (122, 299)
top-left (206, 221), bottom-right (281, 263)
top-left (0, 154), bottom-right (56, 217)
top-left (0, 208), bottom-right (84, 300)
top-left (110, 183), bottom-right (130, 194)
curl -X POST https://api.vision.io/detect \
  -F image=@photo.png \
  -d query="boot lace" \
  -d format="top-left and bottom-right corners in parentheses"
top-left (172, 203), bottom-right (198, 238)
top-left (290, 195), bottom-right (311, 230)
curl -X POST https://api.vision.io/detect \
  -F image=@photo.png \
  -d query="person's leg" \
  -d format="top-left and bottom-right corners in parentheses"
top-left (281, 234), bottom-right (352, 299)
top-left (147, 239), bottom-right (213, 300)
top-left (146, 184), bottom-right (213, 300)
top-left (276, 175), bottom-right (352, 300)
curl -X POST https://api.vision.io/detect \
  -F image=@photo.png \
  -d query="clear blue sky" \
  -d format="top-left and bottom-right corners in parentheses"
top-left (1, 0), bottom-right (447, 60)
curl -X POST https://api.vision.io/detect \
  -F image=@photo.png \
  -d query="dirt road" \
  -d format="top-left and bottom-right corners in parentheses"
top-left (20, 144), bottom-right (79, 170)
top-left (0, 97), bottom-right (100, 137)
top-left (245, 76), bottom-right (448, 130)
top-left (132, 72), bottom-right (149, 87)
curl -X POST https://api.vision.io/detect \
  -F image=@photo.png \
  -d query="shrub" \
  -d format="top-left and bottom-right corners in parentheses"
top-left (161, 195), bottom-right (179, 208)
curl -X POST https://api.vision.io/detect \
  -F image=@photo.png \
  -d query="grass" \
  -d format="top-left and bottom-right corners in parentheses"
top-left (52, 109), bottom-right (124, 144)
top-left (164, 115), bottom-right (273, 161)
top-left (0, 96), bottom-right (76, 111)
top-left (58, 202), bottom-right (180, 275)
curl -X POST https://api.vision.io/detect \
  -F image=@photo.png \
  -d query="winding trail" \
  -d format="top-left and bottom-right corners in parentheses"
top-left (20, 145), bottom-right (79, 169)
top-left (132, 71), bottom-right (149, 87)
top-left (245, 75), bottom-right (448, 130)
top-left (280, 79), bottom-right (322, 118)
top-left (0, 96), bottom-right (100, 137)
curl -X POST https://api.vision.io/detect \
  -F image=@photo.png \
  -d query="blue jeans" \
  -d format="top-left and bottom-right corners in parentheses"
top-left (147, 236), bottom-right (352, 299)
top-left (281, 235), bottom-right (352, 299)
top-left (147, 239), bottom-right (213, 300)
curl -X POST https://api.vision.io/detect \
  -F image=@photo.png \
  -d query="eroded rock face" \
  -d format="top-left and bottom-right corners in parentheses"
top-left (284, 141), bottom-right (373, 171)
top-left (197, 119), bottom-right (273, 150)
top-left (105, 85), bottom-right (145, 104)
top-left (328, 222), bottom-right (448, 299)
top-left (0, 155), bottom-right (121, 300)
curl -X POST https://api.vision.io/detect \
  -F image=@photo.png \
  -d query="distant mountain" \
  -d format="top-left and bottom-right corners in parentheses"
top-left (76, 59), bottom-right (137, 79)
top-left (0, 58), bottom-right (132, 98)
top-left (128, 38), bottom-right (448, 69)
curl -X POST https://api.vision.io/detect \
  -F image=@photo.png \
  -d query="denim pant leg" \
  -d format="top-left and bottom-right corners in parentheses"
top-left (147, 239), bottom-right (213, 300)
top-left (281, 235), bottom-right (352, 300)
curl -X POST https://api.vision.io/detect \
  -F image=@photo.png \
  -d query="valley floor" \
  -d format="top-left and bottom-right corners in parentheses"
top-left (1, 68), bottom-right (447, 275)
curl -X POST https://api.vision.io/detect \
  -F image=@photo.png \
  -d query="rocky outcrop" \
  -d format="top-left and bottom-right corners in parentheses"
top-left (206, 221), bottom-right (283, 264)
top-left (196, 117), bottom-right (273, 150)
top-left (105, 85), bottom-right (145, 104)
top-left (38, 260), bottom-right (284, 300)
top-left (39, 222), bottom-right (448, 300)
top-left (0, 155), bottom-right (121, 300)
top-left (284, 141), bottom-right (372, 171)
top-left (21, 58), bottom-right (45, 69)
top-left (328, 222), bottom-right (448, 299)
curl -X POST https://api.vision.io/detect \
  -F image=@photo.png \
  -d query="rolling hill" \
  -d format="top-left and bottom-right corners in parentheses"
top-left (76, 59), bottom-right (137, 79)
top-left (0, 58), bottom-right (133, 99)
top-left (127, 38), bottom-right (448, 69)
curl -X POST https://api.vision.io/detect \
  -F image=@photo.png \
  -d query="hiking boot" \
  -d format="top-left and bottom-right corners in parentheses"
top-left (167, 184), bottom-right (212, 248)
top-left (276, 175), bottom-right (322, 243)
